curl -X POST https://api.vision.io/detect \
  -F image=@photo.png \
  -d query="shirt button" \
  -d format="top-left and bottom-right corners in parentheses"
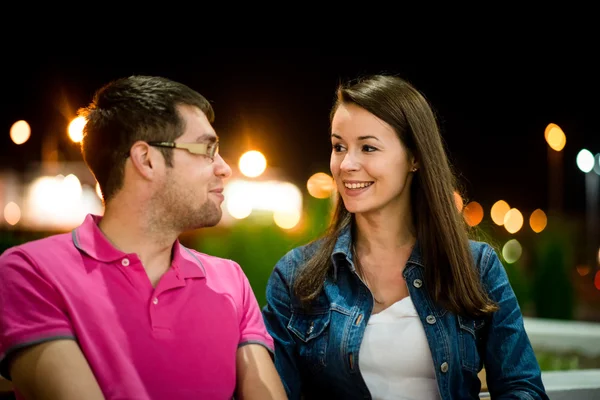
top-left (440, 362), bottom-right (449, 373)
top-left (306, 321), bottom-right (315, 335)
top-left (426, 315), bottom-right (437, 324)
top-left (413, 279), bottom-right (423, 288)
top-left (152, 297), bottom-right (159, 305)
top-left (121, 258), bottom-right (130, 267)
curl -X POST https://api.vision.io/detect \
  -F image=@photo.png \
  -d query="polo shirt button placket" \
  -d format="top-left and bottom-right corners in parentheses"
top-left (121, 258), bottom-right (130, 267)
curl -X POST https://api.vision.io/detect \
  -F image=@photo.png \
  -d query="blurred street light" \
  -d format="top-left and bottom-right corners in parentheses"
top-left (577, 148), bottom-right (600, 270)
top-left (239, 150), bottom-right (267, 178)
top-left (68, 116), bottom-right (86, 143)
top-left (10, 120), bottom-right (31, 145)
top-left (545, 123), bottom-right (566, 152)
top-left (545, 123), bottom-right (566, 214)
top-left (307, 172), bottom-right (334, 199)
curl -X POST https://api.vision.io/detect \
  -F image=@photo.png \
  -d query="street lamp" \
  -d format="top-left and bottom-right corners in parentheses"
top-left (577, 149), bottom-right (599, 268)
top-left (545, 123), bottom-right (566, 214)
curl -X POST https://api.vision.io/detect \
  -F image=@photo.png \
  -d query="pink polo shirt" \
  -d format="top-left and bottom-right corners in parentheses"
top-left (0, 214), bottom-right (274, 399)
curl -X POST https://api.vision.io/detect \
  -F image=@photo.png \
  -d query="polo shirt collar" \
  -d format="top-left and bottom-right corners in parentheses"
top-left (72, 214), bottom-right (205, 279)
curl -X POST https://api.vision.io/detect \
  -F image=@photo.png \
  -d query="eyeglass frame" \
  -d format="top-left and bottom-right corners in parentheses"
top-left (146, 140), bottom-right (219, 161)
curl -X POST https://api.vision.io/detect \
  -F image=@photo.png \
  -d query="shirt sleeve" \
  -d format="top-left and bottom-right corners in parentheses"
top-left (235, 263), bottom-right (274, 355)
top-left (0, 248), bottom-right (75, 379)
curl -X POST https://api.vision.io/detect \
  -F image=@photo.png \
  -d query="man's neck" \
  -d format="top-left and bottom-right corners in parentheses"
top-left (98, 205), bottom-right (178, 286)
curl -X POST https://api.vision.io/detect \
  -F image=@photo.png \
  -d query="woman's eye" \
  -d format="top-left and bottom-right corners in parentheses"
top-left (363, 145), bottom-right (377, 152)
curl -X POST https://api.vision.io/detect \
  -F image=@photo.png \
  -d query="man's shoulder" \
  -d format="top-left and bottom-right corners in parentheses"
top-left (1, 232), bottom-right (75, 263)
top-left (182, 246), bottom-right (243, 275)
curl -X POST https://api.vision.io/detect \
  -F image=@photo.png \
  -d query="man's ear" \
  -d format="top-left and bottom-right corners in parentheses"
top-left (129, 141), bottom-right (157, 180)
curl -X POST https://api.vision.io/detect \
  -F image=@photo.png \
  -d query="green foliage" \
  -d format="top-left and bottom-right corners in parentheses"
top-left (530, 218), bottom-right (576, 320)
top-left (190, 196), bottom-right (334, 307)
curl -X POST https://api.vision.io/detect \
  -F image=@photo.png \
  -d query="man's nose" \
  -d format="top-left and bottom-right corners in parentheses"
top-left (214, 154), bottom-right (232, 178)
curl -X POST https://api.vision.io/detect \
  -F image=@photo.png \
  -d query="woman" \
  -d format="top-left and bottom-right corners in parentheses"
top-left (262, 75), bottom-right (548, 399)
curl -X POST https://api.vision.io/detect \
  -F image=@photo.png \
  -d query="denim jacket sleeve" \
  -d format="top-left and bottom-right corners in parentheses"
top-left (478, 244), bottom-right (549, 400)
top-left (262, 249), bottom-right (302, 400)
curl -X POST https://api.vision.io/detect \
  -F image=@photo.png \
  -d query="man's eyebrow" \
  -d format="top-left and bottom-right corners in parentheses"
top-left (195, 133), bottom-right (218, 143)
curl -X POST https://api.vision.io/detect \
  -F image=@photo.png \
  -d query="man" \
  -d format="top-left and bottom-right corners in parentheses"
top-left (0, 76), bottom-right (287, 399)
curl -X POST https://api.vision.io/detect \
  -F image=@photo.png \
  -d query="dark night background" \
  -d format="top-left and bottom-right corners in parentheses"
top-left (2, 49), bottom-right (598, 218)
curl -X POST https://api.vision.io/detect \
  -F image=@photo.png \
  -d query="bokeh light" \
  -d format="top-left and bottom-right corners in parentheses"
top-left (239, 150), bottom-right (267, 178)
top-left (307, 172), bottom-right (334, 199)
top-left (463, 201), bottom-right (483, 227)
top-left (273, 209), bottom-right (301, 230)
top-left (490, 200), bottom-right (510, 226)
top-left (502, 239), bottom-right (522, 264)
top-left (4, 202), bottom-right (21, 225)
top-left (576, 149), bottom-right (594, 173)
top-left (544, 123), bottom-right (566, 152)
top-left (529, 209), bottom-right (547, 233)
top-left (68, 116), bottom-right (86, 143)
top-left (10, 120), bottom-right (31, 145)
top-left (504, 208), bottom-right (523, 234)
top-left (453, 191), bottom-right (464, 212)
top-left (576, 265), bottom-right (591, 277)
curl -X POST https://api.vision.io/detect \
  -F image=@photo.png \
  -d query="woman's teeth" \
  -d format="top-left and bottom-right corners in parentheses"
top-left (344, 182), bottom-right (373, 189)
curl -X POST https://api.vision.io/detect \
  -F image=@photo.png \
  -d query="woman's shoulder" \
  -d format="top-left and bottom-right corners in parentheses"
top-left (274, 238), bottom-right (325, 273)
top-left (468, 239), bottom-right (501, 271)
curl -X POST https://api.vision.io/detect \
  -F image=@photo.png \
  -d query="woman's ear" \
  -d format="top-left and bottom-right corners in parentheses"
top-left (410, 155), bottom-right (419, 173)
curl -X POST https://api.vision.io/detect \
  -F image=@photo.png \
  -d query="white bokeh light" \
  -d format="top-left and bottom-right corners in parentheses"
top-left (238, 150), bottom-right (267, 178)
top-left (576, 149), bottom-right (594, 173)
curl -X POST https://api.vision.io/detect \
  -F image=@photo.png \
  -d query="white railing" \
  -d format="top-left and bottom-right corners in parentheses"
top-left (480, 317), bottom-right (600, 398)
top-left (480, 369), bottom-right (600, 399)
top-left (523, 317), bottom-right (600, 356)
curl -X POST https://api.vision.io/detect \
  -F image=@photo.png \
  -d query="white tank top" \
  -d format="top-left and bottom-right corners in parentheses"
top-left (358, 296), bottom-right (442, 400)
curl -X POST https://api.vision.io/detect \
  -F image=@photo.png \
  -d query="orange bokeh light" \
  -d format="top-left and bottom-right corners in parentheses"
top-left (463, 201), bottom-right (483, 227)
top-left (454, 191), bottom-right (464, 212)
top-left (544, 123), bottom-right (566, 152)
top-left (529, 209), bottom-right (547, 233)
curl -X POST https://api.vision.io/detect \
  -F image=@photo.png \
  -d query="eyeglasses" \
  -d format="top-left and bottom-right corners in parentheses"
top-left (147, 141), bottom-right (219, 161)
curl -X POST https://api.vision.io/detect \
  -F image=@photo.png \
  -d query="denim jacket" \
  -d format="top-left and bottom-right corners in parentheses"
top-left (262, 226), bottom-right (548, 399)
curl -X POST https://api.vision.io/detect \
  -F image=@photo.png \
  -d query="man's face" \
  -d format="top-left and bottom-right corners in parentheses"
top-left (156, 105), bottom-right (232, 231)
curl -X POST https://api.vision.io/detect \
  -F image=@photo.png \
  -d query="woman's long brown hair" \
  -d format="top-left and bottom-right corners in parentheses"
top-left (293, 75), bottom-right (498, 317)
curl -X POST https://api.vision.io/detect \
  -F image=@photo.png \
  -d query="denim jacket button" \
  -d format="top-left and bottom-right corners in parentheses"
top-left (307, 321), bottom-right (315, 335)
top-left (413, 279), bottom-right (422, 288)
top-left (440, 362), bottom-right (449, 373)
top-left (426, 315), bottom-right (436, 324)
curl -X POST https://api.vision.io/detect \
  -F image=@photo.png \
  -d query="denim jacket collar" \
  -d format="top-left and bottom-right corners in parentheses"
top-left (330, 224), bottom-right (425, 281)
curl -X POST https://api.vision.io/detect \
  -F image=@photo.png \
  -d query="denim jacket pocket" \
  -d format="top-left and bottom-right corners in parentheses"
top-left (288, 309), bottom-right (330, 373)
top-left (457, 315), bottom-right (484, 373)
